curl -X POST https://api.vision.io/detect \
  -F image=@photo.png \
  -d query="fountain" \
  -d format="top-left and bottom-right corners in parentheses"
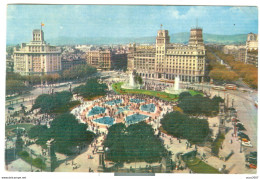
top-left (174, 75), bottom-right (180, 91)
top-left (122, 70), bottom-right (142, 89)
top-left (129, 72), bottom-right (135, 87)
top-left (165, 76), bottom-right (187, 94)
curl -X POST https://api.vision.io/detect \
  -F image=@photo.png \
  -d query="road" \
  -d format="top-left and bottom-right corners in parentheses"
top-left (5, 81), bottom-right (85, 121)
top-left (190, 83), bottom-right (257, 153)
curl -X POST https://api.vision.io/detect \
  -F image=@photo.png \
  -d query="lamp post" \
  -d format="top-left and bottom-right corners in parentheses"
top-left (240, 140), bottom-right (243, 153)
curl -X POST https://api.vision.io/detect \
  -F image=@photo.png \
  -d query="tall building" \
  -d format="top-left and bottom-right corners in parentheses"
top-left (245, 33), bottom-right (258, 67)
top-left (127, 27), bottom-right (206, 82)
top-left (246, 33), bottom-right (258, 51)
top-left (13, 29), bottom-right (61, 75)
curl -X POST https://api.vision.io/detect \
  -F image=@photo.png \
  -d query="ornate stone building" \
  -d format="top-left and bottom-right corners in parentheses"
top-left (127, 27), bottom-right (206, 82)
top-left (13, 29), bottom-right (61, 75)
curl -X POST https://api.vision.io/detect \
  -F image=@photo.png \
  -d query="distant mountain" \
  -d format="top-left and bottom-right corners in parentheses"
top-left (170, 32), bottom-right (248, 45)
top-left (8, 33), bottom-right (248, 46)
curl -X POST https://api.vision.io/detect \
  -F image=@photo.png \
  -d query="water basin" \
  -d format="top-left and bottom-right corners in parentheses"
top-left (93, 117), bottom-right (114, 126)
top-left (88, 106), bottom-right (106, 116)
top-left (141, 103), bottom-right (156, 113)
top-left (125, 113), bottom-right (149, 125)
top-left (130, 98), bottom-right (145, 103)
top-left (105, 99), bottom-right (122, 106)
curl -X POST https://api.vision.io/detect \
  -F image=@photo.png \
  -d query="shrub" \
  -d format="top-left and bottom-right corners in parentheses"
top-left (18, 151), bottom-right (29, 158)
top-left (32, 158), bottom-right (46, 169)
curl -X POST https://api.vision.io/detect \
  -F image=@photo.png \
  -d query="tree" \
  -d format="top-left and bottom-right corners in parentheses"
top-left (73, 78), bottom-right (108, 99)
top-left (161, 112), bottom-right (210, 144)
top-left (134, 75), bottom-right (143, 85)
top-left (62, 65), bottom-right (97, 81)
top-left (103, 122), bottom-right (166, 163)
top-left (178, 95), bottom-right (219, 116)
top-left (212, 96), bottom-right (224, 104)
top-left (6, 80), bottom-right (29, 95)
top-left (28, 125), bottom-right (49, 139)
top-left (178, 92), bottom-right (192, 101)
top-left (27, 125), bottom-right (50, 146)
top-left (50, 113), bottom-right (94, 154)
top-left (32, 91), bottom-right (73, 114)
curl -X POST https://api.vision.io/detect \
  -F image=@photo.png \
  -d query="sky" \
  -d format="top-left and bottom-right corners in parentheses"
top-left (6, 5), bottom-right (258, 44)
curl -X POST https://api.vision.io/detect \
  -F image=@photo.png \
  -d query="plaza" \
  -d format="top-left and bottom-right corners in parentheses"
top-left (71, 93), bottom-right (173, 132)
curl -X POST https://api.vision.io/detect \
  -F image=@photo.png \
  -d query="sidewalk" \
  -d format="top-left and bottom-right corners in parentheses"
top-left (55, 136), bottom-right (104, 172)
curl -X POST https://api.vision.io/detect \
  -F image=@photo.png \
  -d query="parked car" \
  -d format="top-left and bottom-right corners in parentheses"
top-left (242, 141), bottom-right (253, 147)
top-left (238, 132), bottom-right (250, 140)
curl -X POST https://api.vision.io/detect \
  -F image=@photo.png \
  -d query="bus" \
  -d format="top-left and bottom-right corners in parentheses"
top-left (225, 84), bottom-right (237, 90)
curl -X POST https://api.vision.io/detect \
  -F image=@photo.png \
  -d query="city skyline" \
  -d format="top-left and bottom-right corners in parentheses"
top-left (7, 5), bottom-right (258, 45)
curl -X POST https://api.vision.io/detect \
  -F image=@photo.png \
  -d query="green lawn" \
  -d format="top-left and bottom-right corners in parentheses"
top-left (6, 123), bottom-right (34, 137)
top-left (112, 82), bottom-right (202, 102)
top-left (185, 157), bottom-right (221, 174)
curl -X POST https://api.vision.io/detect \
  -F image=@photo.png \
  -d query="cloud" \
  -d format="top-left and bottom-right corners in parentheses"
top-left (230, 6), bottom-right (258, 20)
top-left (169, 6), bottom-right (208, 20)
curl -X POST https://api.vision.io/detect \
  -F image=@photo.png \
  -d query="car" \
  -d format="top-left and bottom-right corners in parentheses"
top-left (236, 123), bottom-right (246, 131)
top-left (241, 138), bottom-right (249, 142)
top-left (249, 164), bottom-right (257, 169)
top-left (238, 132), bottom-right (250, 140)
top-left (242, 141), bottom-right (253, 147)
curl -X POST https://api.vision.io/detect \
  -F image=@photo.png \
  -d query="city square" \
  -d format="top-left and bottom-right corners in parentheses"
top-left (4, 4), bottom-right (258, 176)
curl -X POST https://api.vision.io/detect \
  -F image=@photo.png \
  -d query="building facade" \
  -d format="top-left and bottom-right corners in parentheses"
top-left (61, 57), bottom-right (86, 71)
top-left (245, 33), bottom-right (258, 67)
top-left (86, 49), bottom-right (127, 71)
top-left (61, 50), bottom-right (86, 71)
top-left (223, 45), bottom-right (246, 63)
top-left (86, 49), bottom-right (112, 71)
top-left (13, 29), bottom-right (61, 75)
top-left (127, 28), bottom-right (206, 82)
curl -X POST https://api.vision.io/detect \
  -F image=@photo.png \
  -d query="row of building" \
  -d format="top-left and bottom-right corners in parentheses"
top-left (222, 33), bottom-right (258, 67)
top-left (11, 27), bottom-right (206, 83)
top-left (11, 27), bottom-right (257, 82)
top-left (11, 29), bottom-right (128, 75)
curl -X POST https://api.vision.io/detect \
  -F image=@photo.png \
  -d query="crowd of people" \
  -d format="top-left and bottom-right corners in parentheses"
top-left (70, 90), bottom-right (174, 135)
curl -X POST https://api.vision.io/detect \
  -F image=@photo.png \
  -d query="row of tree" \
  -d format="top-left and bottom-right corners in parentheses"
top-left (103, 122), bottom-right (166, 163)
top-left (216, 51), bottom-right (258, 89)
top-left (206, 49), bottom-right (239, 82)
top-left (211, 48), bottom-right (258, 89)
top-left (160, 111), bottom-right (210, 144)
top-left (6, 65), bottom-right (97, 95)
top-left (62, 65), bottom-right (97, 81)
top-left (178, 92), bottom-right (224, 117)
